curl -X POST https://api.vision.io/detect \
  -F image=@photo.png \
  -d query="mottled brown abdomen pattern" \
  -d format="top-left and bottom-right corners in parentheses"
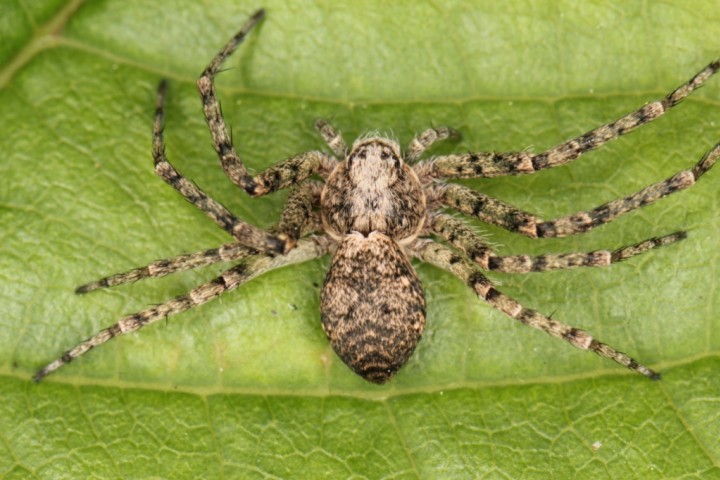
top-left (321, 232), bottom-right (426, 383)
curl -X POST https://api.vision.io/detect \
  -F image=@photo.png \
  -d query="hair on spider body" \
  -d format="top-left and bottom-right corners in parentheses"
top-left (318, 136), bottom-right (430, 383)
top-left (33, 9), bottom-right (720, 384)
top-left (321, 137), bottom-right (426, 242)
top-left (321, 232), bottom-right (426, 383)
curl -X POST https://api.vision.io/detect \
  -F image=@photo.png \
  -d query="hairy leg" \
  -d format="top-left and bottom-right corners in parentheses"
top-left (431, 141), bottom-right (720, 237)
top-left (411, 238), bottom-right (660, 379)
top-left (275, 182), bottom-right (324, 249)
top-left (75, 243), bottom-right (255, 294)
top-left (76, 184), bottom-right (324, 294)
top-left (153, 80), bottom-right (290, 253)
top-left (34, 236), bottom-right (332, 382)
top-left (423, 59), bottom-right (719, 179)
top-left (406, 126), bottom-right (460, 162)
top-left (197, 10), bottom-right (330, 195)
top-left (315, 119), bottom-right (348, 157)
top-left (429, 213), bottom-right (686, 273)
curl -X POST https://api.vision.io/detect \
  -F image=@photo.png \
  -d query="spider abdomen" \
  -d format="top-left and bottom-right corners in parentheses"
top-left (320, 232), bottom-right (426, 383)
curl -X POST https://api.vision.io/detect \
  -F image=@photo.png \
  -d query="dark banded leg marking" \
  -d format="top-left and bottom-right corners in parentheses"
top-left (75, 243), bottom-right (257, 294)
top-left (430, 213), bottom-right (686, 273)
top-left (196, 10), bottom-right (329, 196)
top-left (196, 9), bottom-right (263, 193)
top-left (428, 60), bottom-right (720, 179)
top-left (406, 126), bottom-right (460, 163)
top-left (436, 141), bottom-right (719, 239)
top-left (152, 80), bottom-right (290, 254)
top-left (315, 119), bottom-right (347, 157)
top-left (537, 142), bottom-right (720, 237)
top-left (412, 239), bottom-right (660, 380)
top-left (79, 173), bottom-right (325, 295)
top-left (240, 151), bottom-right (328, 196)
top-left (437, 183), bottom-right (539, 237)
top-left (34, 238), bottom-right (330, 382)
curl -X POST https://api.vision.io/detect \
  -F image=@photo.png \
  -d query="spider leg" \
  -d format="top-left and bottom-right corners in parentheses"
top-left (197, 10), bottom-right (331, 195)
top-left (422, 60), bottom-right (719, 180)
top-left (406, 126), bottom-right (460, 163)
top-left (315, 119), bottom-right (347, 157)
top-left (430, 213), bottom-right (686, 273)
top-left (432, 183), bottom-right (537, 236)
top-left (411, 239), bottom-right (660, 379)
top-left (276, 182), bottom-right (324, 249)
top-left (153, 80), bottom-right (291, 253)
top-left (75, 243), bottom-right (256, 294)
top-left (76, 186), bottom-right (324, 294)
top-left (432, 141), bottom-right (720, 238)
top-left (34, 236), bottom-right (332, 382)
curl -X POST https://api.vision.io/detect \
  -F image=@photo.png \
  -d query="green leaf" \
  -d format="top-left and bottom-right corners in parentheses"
top-left (2, 0), bottom-right (720, 477)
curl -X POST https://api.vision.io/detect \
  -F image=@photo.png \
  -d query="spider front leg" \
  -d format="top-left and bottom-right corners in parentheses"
top-left (431, 141), bottom-right (720, 237)
top-left (424, 59), bottom-right (720, 179)
top-left (33, 237), bottom-right (332, 382)
top-left (430, 213), bottom-right (686, 273)
top-left (153, 80), bottom-right (290, 253)
top-left (198, 9), bottom-right (332, 196)
top-left (411, 239), bottom-right (660, 380)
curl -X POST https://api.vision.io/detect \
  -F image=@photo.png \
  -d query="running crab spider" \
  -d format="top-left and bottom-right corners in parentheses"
top-left (35, 9), bottom-right (720, 384)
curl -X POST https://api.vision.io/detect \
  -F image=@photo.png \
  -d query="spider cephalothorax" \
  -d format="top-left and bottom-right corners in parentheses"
top-left (321, 137), bottom-right (426, 242)
top-left (34, 9), bottom-right (719, 384)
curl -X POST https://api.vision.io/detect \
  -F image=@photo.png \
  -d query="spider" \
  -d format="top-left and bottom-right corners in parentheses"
top-left (35, 9), bottom-right (720, 384)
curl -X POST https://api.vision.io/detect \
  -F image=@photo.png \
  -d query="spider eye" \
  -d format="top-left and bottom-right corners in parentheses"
top-left (380, 150), bottom-right (390, 160)
top-left (347, 148), bottom-right (367, 169)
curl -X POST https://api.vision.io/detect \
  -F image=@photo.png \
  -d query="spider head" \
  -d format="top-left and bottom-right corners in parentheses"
top-left (346, 137), bottom-right (403, 187)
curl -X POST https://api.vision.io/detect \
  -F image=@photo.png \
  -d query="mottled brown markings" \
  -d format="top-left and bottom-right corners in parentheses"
top-left (426, 61), bottom-right (719, 181)
top-left (75, 243), bottom-right (257, 294)
top-left (321, 233), bottom-right (425, 384)
top-left (322, 138), bottom-right (426, 242)
top-left (33, 10), bottom-right (719, 383)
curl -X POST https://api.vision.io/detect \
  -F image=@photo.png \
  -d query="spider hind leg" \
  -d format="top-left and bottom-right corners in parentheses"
top-left (412, 239), bottom-right (661, 380)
